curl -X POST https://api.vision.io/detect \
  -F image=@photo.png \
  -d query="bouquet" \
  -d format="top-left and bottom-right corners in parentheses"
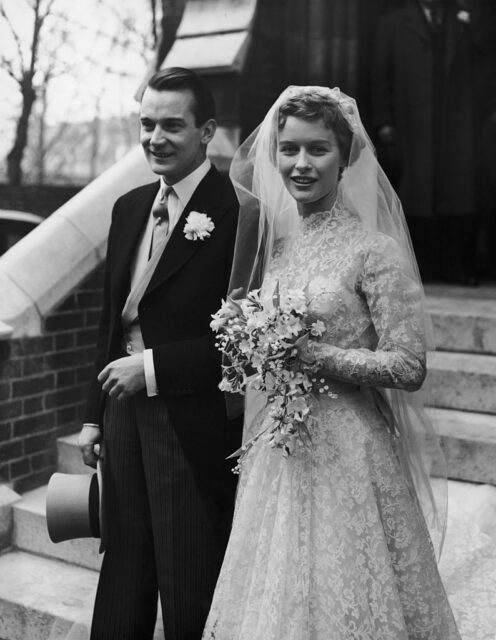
top-left (210, 284), bottom-right (336, 468)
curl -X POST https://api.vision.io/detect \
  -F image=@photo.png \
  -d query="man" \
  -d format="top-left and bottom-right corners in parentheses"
top-left (78, 67), bottom-right (242, 640)
top-left (371, 0), bottom-right (478, 282)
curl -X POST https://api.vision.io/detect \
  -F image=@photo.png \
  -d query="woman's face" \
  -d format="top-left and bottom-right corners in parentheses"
top-left (277, 116), bottom-right (343, 215)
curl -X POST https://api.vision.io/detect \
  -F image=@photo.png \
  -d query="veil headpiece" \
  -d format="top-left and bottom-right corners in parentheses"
top-left (228, 85), bottom-right (447, 556)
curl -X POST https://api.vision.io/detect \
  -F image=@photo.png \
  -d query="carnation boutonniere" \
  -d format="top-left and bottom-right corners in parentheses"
top-left (457, 10), bottom-right (470, 23)
top-left (183, 211), bottom-right (215, 241)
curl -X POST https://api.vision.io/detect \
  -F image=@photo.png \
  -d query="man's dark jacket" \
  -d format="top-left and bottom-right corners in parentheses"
top-left (84, 165), bottom-right (242, 505)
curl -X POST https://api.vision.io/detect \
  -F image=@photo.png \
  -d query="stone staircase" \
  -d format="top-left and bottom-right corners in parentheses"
top-left (0, 433), bottom-right (162, 639)
top-left (0, 435), bottom-right (100, 640)
top-left (425, 284), bottom-right (496, 485)
top-left (0, 285), bottom-right (495, 640)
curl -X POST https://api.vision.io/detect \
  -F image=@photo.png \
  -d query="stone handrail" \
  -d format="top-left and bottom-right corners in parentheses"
top-left (0, 146), bottom-right (155, 338)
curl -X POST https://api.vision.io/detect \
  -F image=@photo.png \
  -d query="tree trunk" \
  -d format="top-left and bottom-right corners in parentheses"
top-left (7, 78), bottom-right (36, 185)
top-left (155, 0), bottom-right (185, 68)
top-left (150, 0), bottom-right (158, 48)
top-left (36, 84), bottom-right (48, 185)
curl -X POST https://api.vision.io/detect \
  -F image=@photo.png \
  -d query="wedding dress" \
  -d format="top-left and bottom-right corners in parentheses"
top-left (203, 202), bottom-right (461, 639)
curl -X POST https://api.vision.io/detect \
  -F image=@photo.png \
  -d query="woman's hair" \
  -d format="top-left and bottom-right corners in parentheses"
top-left (277, 90), bottom-right (354, 164)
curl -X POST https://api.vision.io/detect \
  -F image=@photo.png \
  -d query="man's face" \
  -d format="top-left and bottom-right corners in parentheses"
top-left (139, 87), bottom-right (215, 184)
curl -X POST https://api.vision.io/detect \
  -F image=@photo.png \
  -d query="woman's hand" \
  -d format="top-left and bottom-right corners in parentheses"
top-left (295, 334), bottom-right (317, 365)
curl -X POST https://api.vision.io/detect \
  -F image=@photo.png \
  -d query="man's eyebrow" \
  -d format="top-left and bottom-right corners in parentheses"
top-left (139, 115), bottom-right (186, 124)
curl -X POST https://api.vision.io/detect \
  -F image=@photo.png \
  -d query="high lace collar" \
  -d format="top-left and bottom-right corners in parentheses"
top-left (299, 199), bottom-right (352, 230)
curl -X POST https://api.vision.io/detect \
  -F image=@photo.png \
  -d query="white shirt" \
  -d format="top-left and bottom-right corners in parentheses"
top-left (143, 158), bottom-right (212, 396)
top-left (421, 4), bottom-right (441, 26)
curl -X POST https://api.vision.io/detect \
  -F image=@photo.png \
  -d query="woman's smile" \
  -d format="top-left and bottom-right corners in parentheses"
top-left (291, 175), bottom-right (317, 187)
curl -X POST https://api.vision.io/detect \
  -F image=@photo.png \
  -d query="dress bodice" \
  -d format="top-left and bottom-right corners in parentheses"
top-left (262, 203), bottom-right (427, 391)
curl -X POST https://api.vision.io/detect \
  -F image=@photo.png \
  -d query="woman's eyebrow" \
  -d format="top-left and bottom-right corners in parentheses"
top-left (278, 138), bottom-right (332, 144)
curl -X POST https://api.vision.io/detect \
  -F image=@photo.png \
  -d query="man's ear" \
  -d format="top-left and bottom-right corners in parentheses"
top-left (201, 118), bottom-right (217, 145)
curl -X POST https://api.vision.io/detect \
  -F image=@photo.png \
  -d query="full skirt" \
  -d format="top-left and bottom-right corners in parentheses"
top-left (203, 386), bottom-right (460, 640)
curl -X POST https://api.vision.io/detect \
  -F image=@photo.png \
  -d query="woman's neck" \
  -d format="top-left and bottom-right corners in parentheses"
top-left (297, 188), bottom-right (338, 218)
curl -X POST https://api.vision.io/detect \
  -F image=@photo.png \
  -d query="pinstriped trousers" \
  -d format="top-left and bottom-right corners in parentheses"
top-left (90, 391), bottom-right (231, 640)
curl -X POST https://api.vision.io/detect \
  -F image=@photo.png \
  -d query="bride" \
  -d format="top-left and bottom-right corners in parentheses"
top-left (203, 86), bottom-right (461, 639)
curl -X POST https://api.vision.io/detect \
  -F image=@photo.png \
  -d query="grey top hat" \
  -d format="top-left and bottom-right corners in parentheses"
top-left (46, 459), bottom-right (105, 553)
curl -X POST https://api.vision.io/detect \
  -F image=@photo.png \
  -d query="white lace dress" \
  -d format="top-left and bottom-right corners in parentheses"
top-left (203, 206), bottom-right (461, 640)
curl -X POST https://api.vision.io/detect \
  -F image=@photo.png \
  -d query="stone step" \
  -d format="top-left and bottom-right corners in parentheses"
top-left (0, 551), bottom-right (98, 640)
top-left (0, 551), bottom-right (164, 640)
top-left (427, 293), bottom-right (496, 355)
top-left (12, 486), bottom-right (101, 571)
top-left (56, 433), bottom-right (92, 475)
top-left (425, 351), bottom-right (496, 414)
top-left (428, 408), bottom-right (496, 485)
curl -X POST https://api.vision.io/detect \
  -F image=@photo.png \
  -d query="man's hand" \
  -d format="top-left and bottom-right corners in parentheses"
top-left (98, 353), bottom-right (146, 400)
top-left (78, 425), bottom-right (102, 468)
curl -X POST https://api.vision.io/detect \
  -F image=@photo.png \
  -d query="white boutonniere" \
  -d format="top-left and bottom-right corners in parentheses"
top-left (183, 211), bottom-right (215, 241)
top-left (457, 10), bottom-right (470, 23)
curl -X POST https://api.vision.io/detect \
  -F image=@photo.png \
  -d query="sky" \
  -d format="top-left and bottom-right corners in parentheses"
top-left (0, 0), bottom-right (155, 158)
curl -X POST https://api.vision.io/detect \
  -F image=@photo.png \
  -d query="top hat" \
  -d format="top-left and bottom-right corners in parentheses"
top-left (46, 459), bottom-right (105, 552)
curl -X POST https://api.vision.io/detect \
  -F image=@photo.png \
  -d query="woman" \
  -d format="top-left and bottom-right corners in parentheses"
top-left (203, 87), bottom-right (461, 639)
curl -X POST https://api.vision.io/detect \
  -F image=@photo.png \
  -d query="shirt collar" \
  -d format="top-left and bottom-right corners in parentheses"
top-left (160, 158), bottom-right (211, 208)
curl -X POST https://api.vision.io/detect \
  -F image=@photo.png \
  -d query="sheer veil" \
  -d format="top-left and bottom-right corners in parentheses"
top-left (227, 85), bottom-right (448, 557)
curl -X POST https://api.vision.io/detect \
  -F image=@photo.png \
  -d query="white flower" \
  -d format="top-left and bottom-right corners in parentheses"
top-left (183, 211), bottom-right (215, 241)
top-left (310, 320), bottom-right (326, 337)
top-left (280, 289), bottom-right (307, 315)
top-left (457, 10), bottom-right (470, 23)
top-left (218, 378), bottom-right (234, 392)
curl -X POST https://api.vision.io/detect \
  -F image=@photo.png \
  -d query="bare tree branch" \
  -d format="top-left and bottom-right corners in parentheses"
top-left (0, 56), bottom-right (20, 82)
top-left (39, 0), bottom-right (57, 23)
top-left (51, 10), bottom-right (153, 53)
top-left (0, 4), bottom-right (26, 74)
top-left (3, 0), bottom-right (155, 183)
top-left (28, 0), bottom-right (43, 78)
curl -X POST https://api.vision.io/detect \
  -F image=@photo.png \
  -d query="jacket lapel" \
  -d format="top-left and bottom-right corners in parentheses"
top-left (145, 166), bottom-right (226, 296)
top-left (111, 182), bottom-right (159, 302)
top-left (405, 3), bottom-right (431, 44)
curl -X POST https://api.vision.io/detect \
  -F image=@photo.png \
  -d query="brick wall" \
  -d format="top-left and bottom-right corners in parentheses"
top-left (0, 184), bottom-right (83, 218)
top-left (0, 265), bottom-right (104, 492)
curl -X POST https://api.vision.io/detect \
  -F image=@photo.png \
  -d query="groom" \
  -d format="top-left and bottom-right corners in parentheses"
top-left (78, 67), bottom-right (242, 639)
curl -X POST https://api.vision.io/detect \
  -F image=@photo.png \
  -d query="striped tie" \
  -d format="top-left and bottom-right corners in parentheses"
top-left (150, 186), bottom-right (173, 257)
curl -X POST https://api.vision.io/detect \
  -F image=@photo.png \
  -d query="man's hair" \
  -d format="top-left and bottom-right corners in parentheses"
top-left (278, 91), bottom-right (353, 164)
top-left (147, 67), bottom-right (215, 126)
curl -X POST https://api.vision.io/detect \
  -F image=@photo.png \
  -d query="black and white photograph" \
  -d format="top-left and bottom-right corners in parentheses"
top-left (0, 1), bottom-right (495, 639)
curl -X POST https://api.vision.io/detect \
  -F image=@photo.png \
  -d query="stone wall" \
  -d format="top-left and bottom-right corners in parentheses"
top-left (0, 266), bottom-right (103, 492)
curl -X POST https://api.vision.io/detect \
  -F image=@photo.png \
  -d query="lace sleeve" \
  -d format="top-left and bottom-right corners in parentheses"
top-left (314, 236), bottom-right (427, 391)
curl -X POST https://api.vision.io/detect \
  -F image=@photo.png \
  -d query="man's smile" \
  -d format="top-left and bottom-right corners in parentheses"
top-left (149, 150), bottom-right (174, 159)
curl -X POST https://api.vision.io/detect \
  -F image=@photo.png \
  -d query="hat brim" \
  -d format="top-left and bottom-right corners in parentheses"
top-left (46, 462), bottom-right (104, 548)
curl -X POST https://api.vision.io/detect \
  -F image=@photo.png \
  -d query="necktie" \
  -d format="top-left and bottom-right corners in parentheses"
top-left (150, 186), bottom-right (173, 257)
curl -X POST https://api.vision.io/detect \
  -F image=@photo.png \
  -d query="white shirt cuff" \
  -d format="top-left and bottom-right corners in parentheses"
top-left (143, 349), bottom-right (159, 396)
